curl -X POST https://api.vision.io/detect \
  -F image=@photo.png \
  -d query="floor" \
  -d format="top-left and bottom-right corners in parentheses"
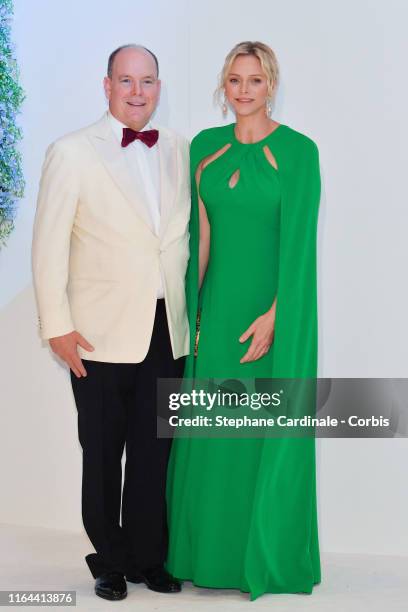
top-left (1, 524), bottom-right (407, 611)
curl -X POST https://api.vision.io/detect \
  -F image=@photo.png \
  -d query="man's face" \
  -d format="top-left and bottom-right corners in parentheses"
top-left (103, 48), bottom-right (161, 130)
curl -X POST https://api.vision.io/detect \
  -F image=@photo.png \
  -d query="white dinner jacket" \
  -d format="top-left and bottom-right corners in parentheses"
top-left (32, 112), bottom-right (191, 363)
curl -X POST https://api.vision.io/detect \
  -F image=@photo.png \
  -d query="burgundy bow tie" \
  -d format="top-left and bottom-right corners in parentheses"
top-left (121, 127), bottom-right (159, 148)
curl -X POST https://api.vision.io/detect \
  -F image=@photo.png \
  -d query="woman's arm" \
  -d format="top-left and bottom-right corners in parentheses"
top-left (195, 163), bottom-right (211, 289)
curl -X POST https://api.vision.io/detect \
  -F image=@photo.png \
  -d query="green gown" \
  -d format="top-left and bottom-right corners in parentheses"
top-left (165, 122), bottom-right (321, 600)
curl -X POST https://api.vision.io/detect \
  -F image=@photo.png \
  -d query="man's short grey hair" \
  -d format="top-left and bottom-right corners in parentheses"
top-left (107, 44), bottom-right (159, 78)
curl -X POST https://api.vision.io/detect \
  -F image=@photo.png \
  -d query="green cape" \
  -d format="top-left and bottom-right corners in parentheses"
top-left (184, 122), bottom-right (321, 380)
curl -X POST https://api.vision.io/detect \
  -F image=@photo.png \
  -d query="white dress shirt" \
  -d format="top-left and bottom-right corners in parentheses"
top-left (108, 111), bottom-right (164, 298)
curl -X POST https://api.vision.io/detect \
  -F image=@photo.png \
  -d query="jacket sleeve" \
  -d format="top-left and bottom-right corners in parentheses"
top-left (31, 140), bottom-right (79, 339)
top-left (271, 138), bottom-right (321, 378)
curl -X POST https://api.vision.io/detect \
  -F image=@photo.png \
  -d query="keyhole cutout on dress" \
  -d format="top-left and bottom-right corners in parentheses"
top-left (199, 143), bottom-right (232, 173)
top-left (263, 145), bottom-right (278, 170)
top-left (228, 169), bottom-right (240, 189)
top-left (195, 142), bottom-right (231, 200)
top-left (196, 143), bottom-right (233, 197)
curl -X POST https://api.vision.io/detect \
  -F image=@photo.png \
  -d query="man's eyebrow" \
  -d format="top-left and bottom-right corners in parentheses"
top-left (117, 74), bottom-right (156, 79)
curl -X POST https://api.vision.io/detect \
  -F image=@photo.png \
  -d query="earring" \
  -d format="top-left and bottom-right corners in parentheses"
top-left (222, 96), bottom-right (228, 116)
top-left (266, 97), bottom-right (273, 117)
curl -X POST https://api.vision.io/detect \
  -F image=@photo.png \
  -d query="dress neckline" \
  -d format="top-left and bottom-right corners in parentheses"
top-left (231, 122), bottom-right (284, 146)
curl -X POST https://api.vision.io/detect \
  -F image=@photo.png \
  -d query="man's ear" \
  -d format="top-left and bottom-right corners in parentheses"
top-left (103, 76), bottom-right (111, 100)
top-left (156, 79), bottom-right (162, 100)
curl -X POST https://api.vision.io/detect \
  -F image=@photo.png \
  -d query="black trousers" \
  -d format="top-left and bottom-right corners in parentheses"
top-left (70, 299), bottom-right (185, 578)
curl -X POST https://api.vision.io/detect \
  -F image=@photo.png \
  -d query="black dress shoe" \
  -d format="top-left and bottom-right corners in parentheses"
top-left (95, 572), bottom-right (127, 601)
top-left (127, 566), bottom-right (182, 593)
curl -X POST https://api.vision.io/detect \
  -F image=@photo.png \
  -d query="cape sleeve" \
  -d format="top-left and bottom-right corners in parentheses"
top-left (183, 131), bottom-right (208, 379)
top-left (183, 128), bottom-right (321, 381)
top-left (271, 137), bottom-right (321, 378)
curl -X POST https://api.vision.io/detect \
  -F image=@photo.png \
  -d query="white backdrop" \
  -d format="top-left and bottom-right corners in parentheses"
top-left (0, 0), bottom-right (407, 556)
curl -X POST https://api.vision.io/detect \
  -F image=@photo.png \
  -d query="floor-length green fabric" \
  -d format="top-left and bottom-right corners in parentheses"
top-left (165, 122), bottom-right (321, 600)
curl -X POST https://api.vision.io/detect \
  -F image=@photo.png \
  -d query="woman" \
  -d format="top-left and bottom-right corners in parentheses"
top-left (165, 41), bottom-right (321, 600)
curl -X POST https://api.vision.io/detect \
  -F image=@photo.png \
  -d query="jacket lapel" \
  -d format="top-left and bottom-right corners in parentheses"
top-left (87, 113), bottom-right (155, 233)
top-left (154, 125), bottom-right (177, 239)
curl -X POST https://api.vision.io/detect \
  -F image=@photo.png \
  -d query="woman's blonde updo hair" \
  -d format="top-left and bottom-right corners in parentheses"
top-left (215, 41), bottom-right (279, 107)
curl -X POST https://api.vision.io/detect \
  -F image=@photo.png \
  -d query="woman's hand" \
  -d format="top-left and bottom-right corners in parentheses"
top-left (239, 307), bottom-right (276, 364)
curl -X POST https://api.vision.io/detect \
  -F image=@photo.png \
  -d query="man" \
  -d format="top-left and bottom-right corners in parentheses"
top-left (32, 44), bottom-right (190, 601)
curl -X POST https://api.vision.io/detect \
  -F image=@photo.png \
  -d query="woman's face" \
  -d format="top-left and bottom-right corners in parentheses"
top-left (224, 54), bottom-right (270, 118)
